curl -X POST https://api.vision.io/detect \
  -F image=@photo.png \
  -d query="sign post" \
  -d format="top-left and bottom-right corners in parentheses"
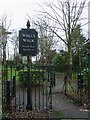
top-left (19, 25), bottom-right (38, 56)
top-left (19, 20), bottom-right (38, 110)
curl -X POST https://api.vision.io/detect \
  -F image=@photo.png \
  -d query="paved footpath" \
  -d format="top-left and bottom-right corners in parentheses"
top-left (51, 93), bottom-right (89, 119)
top-left (50, 74), bottom-right (89, 119)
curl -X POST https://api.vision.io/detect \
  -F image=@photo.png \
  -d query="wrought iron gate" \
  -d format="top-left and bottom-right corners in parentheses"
top-left (2, 63), bottom-right (55, 116)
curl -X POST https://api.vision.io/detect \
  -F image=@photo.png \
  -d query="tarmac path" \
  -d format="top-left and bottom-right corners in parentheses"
top-left (51, 73), bottom-right (89, 119)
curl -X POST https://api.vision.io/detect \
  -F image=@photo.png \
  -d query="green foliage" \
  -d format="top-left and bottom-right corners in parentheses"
top-left (82, 68), bottom-right (90, 82)
top-left (81, 68), bottom-right (90, 92)
top-left (71, 24), bottom-right (86, 68)
top-left (18, 69), bottom-right (46, 86)
top-left (14, 54), bottom-right (22, 66)
top-left (71, 24), bottom-right (86, 48)
top-left (8, 68), bottom-right (19, 80)
top-left (52, 51), bottom-right (67, 72)
top-left (72, 54), bottom-right (79, 69)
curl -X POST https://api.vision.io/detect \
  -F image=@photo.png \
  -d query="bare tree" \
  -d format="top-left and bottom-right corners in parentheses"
top-left (10, 30), bottom-right (19, 56)
top-left (30, 16), bottom-right (58, 64)
top-left (9, 29), bottom-right (21, 65)
top-left (0, 14), bottom-right (12, 65)
top-left (32, 0), bottom-right (86, 78)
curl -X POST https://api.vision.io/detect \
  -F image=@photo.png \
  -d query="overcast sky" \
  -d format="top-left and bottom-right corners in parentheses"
top-left (0, 0), bottom-right (90, 59)
top-left (0, 0), bottom-right (37, 30)
top-left (0, 0), bottom-right (55, 30)
top-left (0, 0), bottom-right (90, 31)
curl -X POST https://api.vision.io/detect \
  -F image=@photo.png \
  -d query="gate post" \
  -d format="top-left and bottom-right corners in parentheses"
top-left (6, 80), bottom-right (10, 104)
top-left (77, 73), bottom-right (83, 105)
top-left (26, 20), bottom-right (32, 110)
top-left (12, 76), bottom-right (16, 97)
top-left (49, 71), bottom-right (53, 109)
top-left (26, 58), bottom-right (32, 110)
top-left (5, 80), bottom-right (11, 111)
top-left (64, 75), bottom-right (68, 96)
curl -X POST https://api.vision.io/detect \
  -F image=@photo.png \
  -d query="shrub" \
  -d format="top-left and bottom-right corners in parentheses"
top-left (81, 68), bottom-right (90, 93)
top-left (82, 68), bottom-right (90, 84)
top-left (18, 69), bottom-right (46, 86)
top-left (52, 53), bottom-right (67, 72)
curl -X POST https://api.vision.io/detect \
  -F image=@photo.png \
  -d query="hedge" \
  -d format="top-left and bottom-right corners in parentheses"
top-left (18, 69), bottom-right (46, 86)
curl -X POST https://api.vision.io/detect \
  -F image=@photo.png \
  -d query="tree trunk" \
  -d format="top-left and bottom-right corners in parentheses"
top-left (67, 43), bottom-right (72, 80)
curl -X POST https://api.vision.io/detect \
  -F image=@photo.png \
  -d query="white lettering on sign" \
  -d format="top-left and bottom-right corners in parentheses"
top-left (22, 45), bottom-right (29, 48)
top-left (27, 39), bottom-right (34, 42)
top-left (22, 34), bottom-right (35, 38)
top-left (23, 39), bottom-right (34, 42)
top-left (23, 48), bottom-right (35, 51)
top-left (22, 45), bottom-right (35, 48)
top-left (23, 39), bottom-right (27, 42)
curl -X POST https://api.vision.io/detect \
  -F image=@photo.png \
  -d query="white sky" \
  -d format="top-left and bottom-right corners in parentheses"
top-left (0, 0), bottom-right (89, 31)
top-left (0, 0), bottom-right (89, 33)
top-left (0, 0), bottom-right (90, 59)
top-left (0, 0), bottom-right (38, 30)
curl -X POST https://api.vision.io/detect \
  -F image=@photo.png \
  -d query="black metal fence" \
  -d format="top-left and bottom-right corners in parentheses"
top-left (2, 63), bottom-right (55, 117)
top-left (60, 65), bottom-right (89, 106)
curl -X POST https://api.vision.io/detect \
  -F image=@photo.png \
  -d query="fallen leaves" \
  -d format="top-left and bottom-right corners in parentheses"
top-left (5, 109), bottom-right (49, 119)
